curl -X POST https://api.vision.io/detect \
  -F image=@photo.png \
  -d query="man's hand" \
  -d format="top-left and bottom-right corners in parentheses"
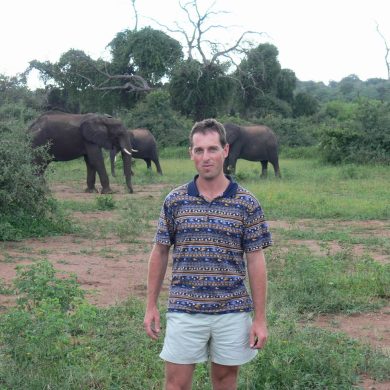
top-left (144, 306), bottom-right (161, 340)
top-left (249, 319), bottom-right (268, 349)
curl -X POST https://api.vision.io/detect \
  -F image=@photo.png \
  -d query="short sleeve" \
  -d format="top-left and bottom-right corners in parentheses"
top-left (154, 199), bottom-right (175, 246)
top-left (242, 201), bottom-right (272, 252)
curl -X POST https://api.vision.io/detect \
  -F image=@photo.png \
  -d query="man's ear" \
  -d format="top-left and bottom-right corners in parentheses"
top-left (189, 146), bottom-right (194, 160)
top-left (223, 143), bottom-right (229, 157)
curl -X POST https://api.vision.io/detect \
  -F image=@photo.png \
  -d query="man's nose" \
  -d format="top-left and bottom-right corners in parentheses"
top-left (202, 150), bottom-right (211, 160)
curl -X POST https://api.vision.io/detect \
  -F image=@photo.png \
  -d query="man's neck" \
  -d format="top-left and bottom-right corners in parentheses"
top-left (196, 174), bottom-right (230, 201)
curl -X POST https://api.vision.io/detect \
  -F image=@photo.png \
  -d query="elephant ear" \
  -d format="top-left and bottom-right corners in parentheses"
top-left (80, 116), bottom-right (112, 149)
top-left (128, 130), bottom-right (138, 149)
top-left (224, 123), bottom-right (240, 144)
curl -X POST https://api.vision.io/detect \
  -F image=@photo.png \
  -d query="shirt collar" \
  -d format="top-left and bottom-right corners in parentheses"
top-left (187, 175), bottom-right (238, 198)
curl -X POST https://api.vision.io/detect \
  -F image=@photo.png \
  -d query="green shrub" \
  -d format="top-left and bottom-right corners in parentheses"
top-left (96, 195), bottom-right (116, 210)
top-left (262, 115), bottom-right (320, 148)
top-left (268, 248), bottom-right (389, 314)
top-left (0, 123), bottom-right (72, 240)
top-left (14, 260), bottom-right (85, 311)
top-left (319, 100), bottom-right (390, 164)
top-left (119, 90), bottom-right (192, 147)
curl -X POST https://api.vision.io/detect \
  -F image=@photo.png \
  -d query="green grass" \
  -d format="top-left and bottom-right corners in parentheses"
top-left (1, 155), bottom-right (389, 388)
top-left (268, 247), bottom-right (389, 315)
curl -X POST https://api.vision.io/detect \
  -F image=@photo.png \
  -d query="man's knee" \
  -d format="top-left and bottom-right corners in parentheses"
top-left (165, 362), bottom-right (195, 390)
top-left (211, 363), bottom-right (239, 390)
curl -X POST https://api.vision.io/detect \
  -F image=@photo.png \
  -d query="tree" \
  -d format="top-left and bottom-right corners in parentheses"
top-left (292, 92), bottom-right (319, 117)
top-left (234, 43), bottom-right (295, 117)
top-left (277, 69), bottom-right (297, 103)
top-left (151, 0), bottom-right (263, 120)
top-left (169, 59), bottom-right (234, 120)
top-left (376, 22), bottom-right (390, 80)
top-left (109, 27), bottom-right (183, 86)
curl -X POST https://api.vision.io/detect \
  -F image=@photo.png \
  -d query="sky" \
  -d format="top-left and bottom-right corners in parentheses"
top-left (1, 0), bottom-right (390, 89)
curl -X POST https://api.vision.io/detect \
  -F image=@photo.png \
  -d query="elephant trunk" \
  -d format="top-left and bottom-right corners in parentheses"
top-left (110, 148), bottom-right (117, 177)
top-left (119, 135), bottom-right (134, 193)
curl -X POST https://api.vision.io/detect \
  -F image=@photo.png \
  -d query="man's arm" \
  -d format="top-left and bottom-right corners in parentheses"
top-left (143, 243), bottom-right (170, 340)
top-left (246, 249), bottom-right (268, 349)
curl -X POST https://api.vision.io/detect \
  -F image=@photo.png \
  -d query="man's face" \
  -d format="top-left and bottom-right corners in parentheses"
top-left (190, 131), bottom-right (229, 180)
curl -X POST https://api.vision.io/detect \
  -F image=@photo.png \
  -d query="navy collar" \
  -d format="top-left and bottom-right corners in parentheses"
top-left (187, 175), bottom-right (238, 198)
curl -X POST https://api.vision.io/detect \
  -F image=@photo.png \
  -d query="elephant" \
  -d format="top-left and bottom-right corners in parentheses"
top-left (223, 123), bottom-right (281, 178)
top-left (29, 112), bottom-right (136, 193)
top-left (110, 128), bottom-right (162, 176)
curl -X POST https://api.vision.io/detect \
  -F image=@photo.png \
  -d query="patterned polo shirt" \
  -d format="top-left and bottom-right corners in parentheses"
top-left (154, 175), bottom-right (272, 314)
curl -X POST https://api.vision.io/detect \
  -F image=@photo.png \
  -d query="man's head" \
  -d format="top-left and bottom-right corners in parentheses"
top-left (189, 118), bottom-right (227, 148)
top-left (189, 119), bottom-right (229, 181)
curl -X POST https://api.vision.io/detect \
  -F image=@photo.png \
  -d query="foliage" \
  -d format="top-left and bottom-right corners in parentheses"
top-left (234, 44), bottom-right (296, 118)
top-left (320, 100), bottom-right (358, 121)
top-left (276, 68), bottom-right (297, 103)
top-left (268, 248), bottom-right (389, 314)
top-left (0, 118), bottom-right (73, 240)
top-left (14, 260), bottom-right (85, 311)
top-left (261, 115), bottom-right (320, 148)
top-left (297, 76), bottom-right (390, 103)
top-left (247, 319), bottom-right (388, 389)
top-left (109, 27), bottom-right (183, 86)
top-left (29, 50), bottom-right (122, 113)
top-left (319, 99), bottom-right (390, 164)
top-left (0, 157), bottom-right (390, 388)
top-left (120, 89), bottom-right (192, 147)
top-left (169, 59), bottom-right (235, 120)
top-left (95, 195), bottom-right (116, 210)
top-left (292, 92), bottom-right (320, 117)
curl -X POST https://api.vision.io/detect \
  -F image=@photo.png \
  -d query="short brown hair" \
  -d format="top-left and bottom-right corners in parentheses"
top-left (189, 118), bottom-right (227, 147)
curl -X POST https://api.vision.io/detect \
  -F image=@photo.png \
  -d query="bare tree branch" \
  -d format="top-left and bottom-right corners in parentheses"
top-left (131, 0), bottom-right (138, 31)
top-left (71, 53), bottom-right (152, 92)
top-left (376, 22), bottom-right (390, 80)
top-left (145, 0), bottom-right (264, 67)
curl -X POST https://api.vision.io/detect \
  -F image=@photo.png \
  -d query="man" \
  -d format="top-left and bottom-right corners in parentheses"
top-left (144, 119), bottom-right (272, 390)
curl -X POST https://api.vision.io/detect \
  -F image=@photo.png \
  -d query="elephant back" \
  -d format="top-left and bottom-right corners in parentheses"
top-left (223, 123), bottom-right (241, 144)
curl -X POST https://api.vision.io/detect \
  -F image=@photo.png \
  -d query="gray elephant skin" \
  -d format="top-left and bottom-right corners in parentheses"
top-left (29, 112), bottom-right (135, 193)
top-left (223, 123), bottom-right (281, 177)
top-left (110, 128), bottom-right (162, 176)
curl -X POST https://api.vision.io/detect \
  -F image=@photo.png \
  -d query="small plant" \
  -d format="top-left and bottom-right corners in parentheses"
top-left (96, 195), bottom-right (116, 210)
top-left (14, 260), bottom-right (84, 311)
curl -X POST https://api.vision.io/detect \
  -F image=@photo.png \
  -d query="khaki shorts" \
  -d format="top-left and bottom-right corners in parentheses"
top-left (160, 312), bottom-right (257, 366)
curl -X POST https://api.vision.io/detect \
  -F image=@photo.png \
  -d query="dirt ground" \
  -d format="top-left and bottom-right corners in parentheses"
top-left (0, 182), bottom-right (389, 389)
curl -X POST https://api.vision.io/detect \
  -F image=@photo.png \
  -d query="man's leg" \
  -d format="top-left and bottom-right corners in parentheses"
top-left (165, 362), bottom-right (195, 390)
top-left (211, 363), bottom-right (239, 390)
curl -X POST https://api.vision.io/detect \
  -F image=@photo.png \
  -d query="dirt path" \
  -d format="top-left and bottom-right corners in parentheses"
top-left (0, 182), bottom-right (389, 389)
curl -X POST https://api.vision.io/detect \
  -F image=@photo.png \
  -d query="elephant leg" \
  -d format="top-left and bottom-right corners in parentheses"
top-left (223, 158), bottom-right (230, 174)
top-left (226, 152), bottom-right (238, 175)
top-left (85, 144), bottom-right (113, 194)
top-left (154, 159), bottom-right (163, 175)
top-left (260, 160), bottom-right (268, 178)
top-left (145, 158), bottom-right (152, 169)
top-left (121, 151), bottom-right (133, 193)
top-left (84, 155), bottom-right (98, 193)
top-left (272, 160), bottom-right (281, 178)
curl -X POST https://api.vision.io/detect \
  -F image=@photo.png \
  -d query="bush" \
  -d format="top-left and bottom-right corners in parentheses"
top-left (319, 100), bottom-right (390, 164)
top-left (14, 260), bottom-right (85, 311)
top-left (0, 123), bottom-right (71, 240)
top-left (0, 124), bottom-right (48, 214)
top-left (262, 115), bottom-right (320, 148)
top-left (119, 90), bottom-right (192, 147)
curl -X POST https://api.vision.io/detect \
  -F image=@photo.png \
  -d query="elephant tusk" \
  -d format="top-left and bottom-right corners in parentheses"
top-left (132, 148), bottom-right (138, 152)
top-left (123, 148), bottom-right (132, 156)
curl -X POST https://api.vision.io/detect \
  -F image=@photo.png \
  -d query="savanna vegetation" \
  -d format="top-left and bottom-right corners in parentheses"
top-left (0, 0), bottom-right (389, 388)
top-left (0, 157), bottom-right (389, 389)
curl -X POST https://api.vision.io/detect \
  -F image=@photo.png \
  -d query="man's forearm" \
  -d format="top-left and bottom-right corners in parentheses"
top-left (146, 244), bottom-right (169, 308)
top-left (247, 250), bottom-right (268, 320)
